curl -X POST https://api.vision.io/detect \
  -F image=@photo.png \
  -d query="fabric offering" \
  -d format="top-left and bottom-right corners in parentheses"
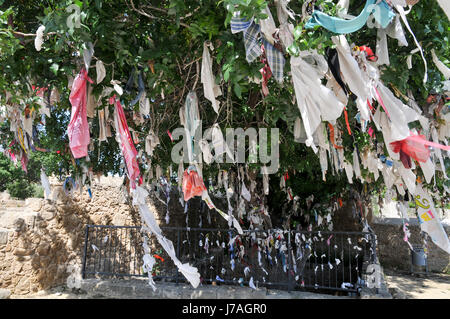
top-left (40, 169), bottom-right (51, 199)
top-left (390, 133), bottom-right (431, 167)
top-left (98, 109), bottom-right (107, 142)
top-left (291, 53), bottom-right (344, 151)
top-left (182, 92), bottom-right (201, 163)
top-left (139, 91), bottom-right (151, 117)
top-left (132, 186), bottom-right (201, 288)
top-left (230, 14), bottom-right (262, 63)
top-left (437, 0), bottom-right (450, 21)
top-left (86, 83), bottom-right (96, 118)
top-left (34, 25), bottom-right (46, 51)
top-left (67, 68), bottom-right (93, 159)
top-left (230, 10), bottom-right (285, 82)
top-left (332, 35), bottom-right (371, 120)
top-left (305, 0), bottom-right (395, 34)
top-left (415, 184), bottom-right (450, 254)
top-left (182, 166), bottom-right (207, 201)
top-left (96, 60), bottom-right (106, 84)
top-left (112, 96), bottom-right (140, 188)
top-left (201, 41), bottom-right (222, 114)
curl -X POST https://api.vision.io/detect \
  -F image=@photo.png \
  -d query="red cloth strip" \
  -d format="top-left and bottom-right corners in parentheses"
top-left (343, 107), bottom-right (352, 136)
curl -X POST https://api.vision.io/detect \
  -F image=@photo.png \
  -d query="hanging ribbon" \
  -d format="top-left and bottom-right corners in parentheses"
top-left (328, 123), bottom-right (344, 149)
top-left (20, 152), bottom-right (28, 173)
top-left (17, 127), bottom-right (27, 154)
top-left (182, 166), bottom-right (207, 201)
top-left (395, 5), bottom-right (428, 84)
top-left (305, 0), bottom-right (395, 33)
top-left (260, 44), bottom-right (272, 97)
top-left (406, 134), bottom-right (450, 151)
top-left (167, 130), bottom-right (174, 142)
top-left (367, 99), bottom-right (375, 113)
top-left (111, 95), bottom-right (140, 189)
top-left (390, 133), bottom-right (431, 167)
top-left (358, 45), bottom-right (378, 62)
top-left (374, 86), bottom-right (391, 119)
top-left (67, 67), bottom-right (93, 159)
top-left (343, 107), bottom-right (352, 135)
top-left (326, 47), bottom-right (352, 97)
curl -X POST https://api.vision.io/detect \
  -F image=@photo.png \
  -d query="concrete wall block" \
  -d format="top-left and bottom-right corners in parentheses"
top-left (0, 288), bottom-right (11, 299)
top-left (180, 286), bottom-right (219, 299)
top-left (216, 285), bottom-right (267, 299)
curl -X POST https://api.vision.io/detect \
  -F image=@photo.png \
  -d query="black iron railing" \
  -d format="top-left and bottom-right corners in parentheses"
top-left (81, 225), bottom-right (377, 294)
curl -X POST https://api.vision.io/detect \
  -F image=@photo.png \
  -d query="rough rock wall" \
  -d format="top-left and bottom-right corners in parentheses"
top-left (0, 176), bottom-right (140, 295)
top-left (0, 177), bottom-right (229, 295)
top-left (323, 202), bottom-right (449, 273)
top-left (371, 222), bottom-right (450, 273)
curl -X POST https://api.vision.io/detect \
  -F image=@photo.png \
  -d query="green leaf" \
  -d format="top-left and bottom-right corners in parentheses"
top-left (224, 68), bottom-right (230, 82)
top-left (287, 43), bottom-right (300, 57)
top-left (233, 82), bottom-right (242, 99)
top-left (50, 63), bottom-right (59, 75)
top-left (293, 25), bottom-right (302, 40)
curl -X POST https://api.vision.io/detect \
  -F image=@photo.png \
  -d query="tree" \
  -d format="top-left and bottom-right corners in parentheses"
top-left (0, 152), bottom-right (42, 199)
top-left (0, 1), bottom-right (448, 227)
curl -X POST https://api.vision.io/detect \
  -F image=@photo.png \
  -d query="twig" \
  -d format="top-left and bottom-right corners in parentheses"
top-left (142, 5), bottom-right (200, 21)
top-left (9, 30), bottom-right (57, 37)
top-left (191, 61), bottom-right (200, 92)
top-left (128, 0), bottom-right (190, 28)
top-left (179, 61), bottom-right (194, 103)
top-left (183, 57), bottom-right (202, 70)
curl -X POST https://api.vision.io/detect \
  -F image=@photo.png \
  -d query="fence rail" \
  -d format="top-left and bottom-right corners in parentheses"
top-left (82, 225), bottom-right (377, 294)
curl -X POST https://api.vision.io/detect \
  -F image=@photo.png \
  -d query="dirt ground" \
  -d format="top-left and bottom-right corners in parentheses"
top-left (384, 270), bottom-right (450, 299)
top-left (8, 271), bottom-right (450, 299)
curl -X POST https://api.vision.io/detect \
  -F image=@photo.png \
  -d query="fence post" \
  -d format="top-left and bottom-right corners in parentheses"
top-left (81, 225), bottom-right (90, 279)
top-left (371, 233), bottom-right (380, 294)
top-left (175, 228), bottom-right (181, 285)
top-left (287, 230), bottom-right (293, 292)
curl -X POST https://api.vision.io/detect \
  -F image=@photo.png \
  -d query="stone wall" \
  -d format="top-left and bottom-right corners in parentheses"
top-left (0, 176), bottom-right (227, 296)
top-left (371, 220), bottom-right (450, 273)
top-left (0, 176), bottom-right (140, 295)
top-left (318, 201), bottom-right (449, 273)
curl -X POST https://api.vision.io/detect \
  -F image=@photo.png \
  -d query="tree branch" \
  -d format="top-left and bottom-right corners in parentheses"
top-left (10, 30), bottom-right (57, 37)
top-left (128, 0), bottom-right (190, 28)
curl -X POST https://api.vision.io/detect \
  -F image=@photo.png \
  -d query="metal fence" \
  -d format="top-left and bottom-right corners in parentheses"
top-left (81, 225), bottom-right (377, 293)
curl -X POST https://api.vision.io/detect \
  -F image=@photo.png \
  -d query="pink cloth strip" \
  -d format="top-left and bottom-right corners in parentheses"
top-left (112, 96), bottom-right (140, 189)
top-left (407, 134), bottom-right (450, 151)
top-left (67, 68), bottom-right (93, 159)
top-left (374, 87), bottom-right (391, 119)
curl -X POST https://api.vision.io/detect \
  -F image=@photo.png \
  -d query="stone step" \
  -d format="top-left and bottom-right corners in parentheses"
top-left (79, 278), bottom-right (354, 299)
top-left (0, 289), bottom-right (11, 299)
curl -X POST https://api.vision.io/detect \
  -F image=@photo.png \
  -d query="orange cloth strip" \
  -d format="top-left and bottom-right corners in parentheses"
top-left (328, 123), bottom-right (344, 149)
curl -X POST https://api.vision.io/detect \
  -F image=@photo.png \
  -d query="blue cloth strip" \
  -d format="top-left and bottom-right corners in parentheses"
top-left (262, 37), bottom-right (285, 83)
top-left (305, 0), bottom-right (395, 34)
top-left (231, 11), bottom-right (285, 81)
top-left (231, 12), bottom-right (262, 63)
top-left (243, 22), bottom-right (262, 63)
top-left (230, 16), bottom-right (253, 34)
